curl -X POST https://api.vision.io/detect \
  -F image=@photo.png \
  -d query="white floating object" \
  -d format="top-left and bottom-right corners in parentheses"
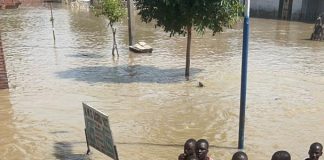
top-left (129, 41), bottom-right (153, 53)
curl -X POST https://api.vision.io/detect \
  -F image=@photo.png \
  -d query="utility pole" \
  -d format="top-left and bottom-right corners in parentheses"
top-left (50, 3), bottom-right (56, 43)
top-left (238, 0), bottom-right (250, 150)
top-left (127, 0), bottom-right (135, 46)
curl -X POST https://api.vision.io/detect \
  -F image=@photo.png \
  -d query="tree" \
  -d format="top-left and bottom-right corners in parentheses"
top-left (135, 0), bottom-right (242, 78)
top-left (94, 0), bottom-right (126, 57)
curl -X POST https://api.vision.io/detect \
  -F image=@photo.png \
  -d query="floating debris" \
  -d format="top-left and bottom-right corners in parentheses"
top-left (129, 42), bottom-right (153, 53)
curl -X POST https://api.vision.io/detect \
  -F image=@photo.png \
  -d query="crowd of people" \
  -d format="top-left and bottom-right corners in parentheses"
top-left (178, 139), bottom-right (323, 160)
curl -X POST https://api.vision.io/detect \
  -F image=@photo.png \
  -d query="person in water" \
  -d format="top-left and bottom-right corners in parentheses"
top-left (232, 151), bottom-right (248, 160)
top-left (195, 139), bottom-right (214, 160)
top-left (271, 150), bottom-right (291, 160)
top-left (306, 142), bottom-right (323, 160)
top-left (178, 138), bottom-right (196, 160)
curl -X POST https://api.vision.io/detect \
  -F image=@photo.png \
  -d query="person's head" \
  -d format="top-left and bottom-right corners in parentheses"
top-left (271, 150), bottom-right (291, 160)
top-left (232, 151), bottom-right (248, 160)
top-left (184, 138), bottom-right (196, 156)
top-left (186, 155), bottom-right (199, 160)
top-left (196, 139), bottom-right (209, 160)
top-left (308, 142), bottom-right (323, 160)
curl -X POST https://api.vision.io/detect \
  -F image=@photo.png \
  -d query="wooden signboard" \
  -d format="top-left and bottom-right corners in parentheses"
top-left (82, 103), bottom-right (117, 159)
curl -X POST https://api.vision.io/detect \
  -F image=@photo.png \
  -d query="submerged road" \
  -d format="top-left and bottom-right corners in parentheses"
top-left (0, 3), bottom-right (323, 160)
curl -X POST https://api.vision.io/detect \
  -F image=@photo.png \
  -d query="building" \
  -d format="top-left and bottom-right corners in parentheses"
top-left (250, 0), bottom-right (324, 22)
top-left (0, 0), bottom-right (21, 9)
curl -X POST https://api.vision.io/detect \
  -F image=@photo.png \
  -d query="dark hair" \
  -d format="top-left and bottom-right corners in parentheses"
top-left (185, 138), bottom-right (196, 146)
top-left (232, 151), bottom-right (248, 160)
top-left (196, 139), bottom-right (209, 148)
top-left (271, 151), bottom-right (291, 160)
top-left (310, 142), bottom-right (323, 150)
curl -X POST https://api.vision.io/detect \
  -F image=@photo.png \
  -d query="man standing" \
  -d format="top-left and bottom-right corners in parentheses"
top-left (306, 142), bottom-right (323, 160)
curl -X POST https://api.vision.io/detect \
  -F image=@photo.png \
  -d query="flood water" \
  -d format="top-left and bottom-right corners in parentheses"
top-left (0, 3), bottom-right (323, 160)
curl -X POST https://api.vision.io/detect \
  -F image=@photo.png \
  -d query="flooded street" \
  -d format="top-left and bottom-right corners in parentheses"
top-left (0, 4), bottom-right (324, 160)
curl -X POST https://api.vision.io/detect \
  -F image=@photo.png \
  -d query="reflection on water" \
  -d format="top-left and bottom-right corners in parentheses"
top-left (0, 4), bottom-right (323, 160)
top-left (0, 90), bottom-right (25, 158)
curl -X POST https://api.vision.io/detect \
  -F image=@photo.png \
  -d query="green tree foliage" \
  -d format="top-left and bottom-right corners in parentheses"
top-left (97, 0), bottom-right (125, 24)
top-left (135, 0), bottom-right (243, 77)
top-left (94, 0), bottom-right (126, 56)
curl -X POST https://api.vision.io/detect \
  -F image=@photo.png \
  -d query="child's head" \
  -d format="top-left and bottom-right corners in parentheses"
top-left (308, 142), bottom-right (323, 160)
top-left (196, 139), bottom-right (209, 160)
top-left (232, 151), bottom-right (248, 160)
top-left (184, 138), bottom-right (196, 156)
top-left (271, 150), bottom-right (291, 160)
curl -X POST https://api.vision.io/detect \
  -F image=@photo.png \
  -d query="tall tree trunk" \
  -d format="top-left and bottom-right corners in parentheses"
top-left (110, 23), bottom-right (119, 57)
top-left (185, 25), bottom-right (192, 78)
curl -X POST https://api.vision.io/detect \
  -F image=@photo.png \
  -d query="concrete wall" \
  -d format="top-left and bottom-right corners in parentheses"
top-left (249, 0), bottom-right (321, 21)
top-left (250, 0), bottom-right (280, 18)
top-left (319, 1), bottom-right (324, 14)
top-left (299, 0), bottom-right (324, 22)
top-left (0, 0), bottom-right (21, 9)
top-left (291, 0), bottom-right (303, 20)
top-left (0, 34), bottom-right (9, 90)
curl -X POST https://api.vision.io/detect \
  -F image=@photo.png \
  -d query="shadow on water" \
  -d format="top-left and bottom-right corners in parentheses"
top-left (67, 53), bottom-right (105, 59)
top-left (56, 65), bottom-right (203, 84)
top-left (53, 142), bottom-right (89, 160)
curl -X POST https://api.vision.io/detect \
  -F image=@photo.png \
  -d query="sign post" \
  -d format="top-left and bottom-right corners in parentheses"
top-left (84, 129), bottom-right (90, 154)
top-left (83, 103), bottom-right (118, 159)
top-left (238, 0), bottom-right (250, 150)
top-left (50, 3), bottom-right (56, 43)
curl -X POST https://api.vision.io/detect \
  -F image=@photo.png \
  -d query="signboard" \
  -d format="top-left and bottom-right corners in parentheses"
top-left (83, 103), bottom-right (116, 159)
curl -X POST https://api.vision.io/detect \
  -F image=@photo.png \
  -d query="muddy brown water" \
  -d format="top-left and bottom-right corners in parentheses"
top-left (0, 3), bottom-right (323, 160)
